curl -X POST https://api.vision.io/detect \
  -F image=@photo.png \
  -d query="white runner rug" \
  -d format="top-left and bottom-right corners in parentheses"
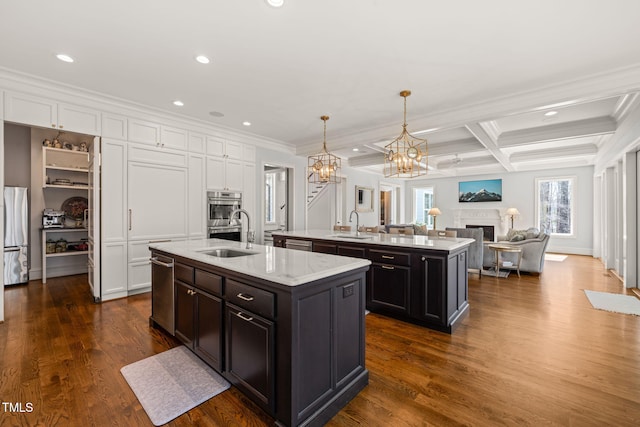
top-left (584, 290), bottom-right (640, 316)
top-left (121, 346), bottom-right (230, 426)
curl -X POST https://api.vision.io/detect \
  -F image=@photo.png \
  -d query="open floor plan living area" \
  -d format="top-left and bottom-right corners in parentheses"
top-left (2, 1), bottom-right (640, 426)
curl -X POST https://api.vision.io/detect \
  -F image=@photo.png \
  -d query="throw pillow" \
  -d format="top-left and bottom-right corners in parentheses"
top-left (525, 227), bottom-right (540, 239)
top-left (510, 233), bottom-right (525, 242)
top-left (414, 224), bottom-right (427, 235)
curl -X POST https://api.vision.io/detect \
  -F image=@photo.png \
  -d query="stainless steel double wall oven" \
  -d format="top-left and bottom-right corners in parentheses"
top-left (207, 191), bottom-right (242, 241)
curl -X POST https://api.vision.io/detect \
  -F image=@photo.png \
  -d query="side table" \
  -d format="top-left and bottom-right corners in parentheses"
top-left (487, 243), bottom-right (522, 277)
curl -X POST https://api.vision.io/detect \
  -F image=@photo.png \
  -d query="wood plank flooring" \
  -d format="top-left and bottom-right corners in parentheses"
top-left (1, 255), bottom-right (640, 426)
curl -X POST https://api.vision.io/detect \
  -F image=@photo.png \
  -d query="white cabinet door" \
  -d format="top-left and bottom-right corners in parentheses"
top-left (188, 154), bottom-right (206, 239)
top-left (160, 125), bottom-right (187, 150)
top-left (128, 162), bottom-right (188, 240)
top-left (206, 156), bottom-right (225, 190)
top-left (102, 114), bottom-right (128, 139)
top-left (128, 118), bottom-right (160, 146)
top-left (188, 132), bottom-right (206, 153)
top-left (4, 91), bottom-right (57, 129)
top-left (206, 136), bottom-right (225, 157)
top-left (225, 140), bottom-right (243, 160)
top-left (58, 103), bottom-right (101, 135)
top-left (102, 139), bottom-right (128, 242)
top-left (225, 159), bottom-right (243, 192)
top-left (101, 242), bottom-right (128, 300)
top-left (243, 144), bottom-right (256, 163)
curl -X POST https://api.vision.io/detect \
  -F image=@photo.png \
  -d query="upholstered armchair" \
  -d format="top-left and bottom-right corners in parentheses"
top-left (482, 231), bottom-right (551, 274)
top-left (445, 227), bottom-right (484, 276)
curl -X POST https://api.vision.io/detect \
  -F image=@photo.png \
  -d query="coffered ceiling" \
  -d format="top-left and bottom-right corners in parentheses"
top-left (2, 1), bottom-right (640, 177)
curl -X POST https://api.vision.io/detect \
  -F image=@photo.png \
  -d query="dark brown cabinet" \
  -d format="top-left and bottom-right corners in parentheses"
top-left (174, 268), bottom-right (224, 372)
top-left (273, 235), bottom-right (470, 333)
top-left (225, 303), bottom-right (275, 411)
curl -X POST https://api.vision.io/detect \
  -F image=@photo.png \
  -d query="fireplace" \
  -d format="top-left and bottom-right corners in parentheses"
top-left (466, 225), bottom-right (494, 242)
top-left (452, 208), bottom-right (509, 239)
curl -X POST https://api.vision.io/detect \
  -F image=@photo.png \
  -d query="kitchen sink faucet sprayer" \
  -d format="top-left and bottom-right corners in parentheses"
top-left (230, 209), bottom-right (254, 249)
top-left (349, 210), bottom-right (360, 236)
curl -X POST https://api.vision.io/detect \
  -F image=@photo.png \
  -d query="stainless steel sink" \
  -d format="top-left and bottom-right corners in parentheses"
top-left (326, 234), bottom-right (372, 240)
top-left (198, 248), bottom-right (258, 258)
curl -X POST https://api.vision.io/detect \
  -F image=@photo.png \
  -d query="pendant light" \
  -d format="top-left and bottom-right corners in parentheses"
top-left (384, 90), bottom-right (428, 178)
top-left (308, 116), bottom-right (341, 184)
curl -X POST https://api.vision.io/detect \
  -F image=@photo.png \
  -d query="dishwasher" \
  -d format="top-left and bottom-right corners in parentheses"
top-left (150, 254), bottom-right (175, 334)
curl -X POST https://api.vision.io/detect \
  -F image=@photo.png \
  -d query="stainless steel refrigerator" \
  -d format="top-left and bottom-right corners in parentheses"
top-left (4, 187), bottom-right (29, 285)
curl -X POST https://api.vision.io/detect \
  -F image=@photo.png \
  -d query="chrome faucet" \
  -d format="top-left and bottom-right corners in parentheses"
top-left (349, 210), bottom-right (360, 236)
top-left (230, 209), bottom-right (254, 249)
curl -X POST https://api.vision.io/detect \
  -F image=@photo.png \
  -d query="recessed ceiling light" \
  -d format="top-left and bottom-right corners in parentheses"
top-left (195, 55), bottom-right (210, 64)
top-left (544, 111), bottom-right (558, 116)
top-left (56, 54), bottom-right (74, 63)
top-left (242, 121), bottom-right (252, 126)
top-left (266, 0), bottom-right (284, 7)
top-left (173, 100), bottom-right (184, 107)
top-left (209, 111), bottom-right (224, 117)
top-left (352, 148), bottom-right (359, 152)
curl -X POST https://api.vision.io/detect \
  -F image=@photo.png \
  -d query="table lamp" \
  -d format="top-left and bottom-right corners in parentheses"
top-left (506, 207), bottom-right (520, 229)
top-left (428, 207), bottom-right (442, 230)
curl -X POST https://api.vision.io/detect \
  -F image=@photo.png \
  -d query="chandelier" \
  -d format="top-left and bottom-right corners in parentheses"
top-left (384, 90), bottom-right (428, 178)
top-left (308, 115), bottom-right (341, 184)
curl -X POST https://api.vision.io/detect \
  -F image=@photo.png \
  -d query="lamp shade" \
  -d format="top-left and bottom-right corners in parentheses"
top-left (506, 208), bottom-right (520, 216)
top-left (428, 207), bottom-right (442, 216)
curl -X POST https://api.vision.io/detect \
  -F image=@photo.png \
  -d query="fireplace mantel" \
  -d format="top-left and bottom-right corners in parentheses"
top-left (452, 208), bottom-right (509, 239)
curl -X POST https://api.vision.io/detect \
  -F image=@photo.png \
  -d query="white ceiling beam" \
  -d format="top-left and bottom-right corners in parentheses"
top-left (466, 123), bottom-right (515, 172)
top-left (510, 144), bottom-right (597, 163)
top-left (497, 117), bottom-right (616, 147)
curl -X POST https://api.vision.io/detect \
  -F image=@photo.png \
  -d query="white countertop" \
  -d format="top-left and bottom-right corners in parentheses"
top-left (272, 229), bottom-right (475, 252)
top-left (149, 238), bottom-right (371, 287)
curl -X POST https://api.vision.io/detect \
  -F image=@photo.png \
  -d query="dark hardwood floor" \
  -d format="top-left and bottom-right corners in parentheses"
top-left (1, 255), bottom-right (640, 426)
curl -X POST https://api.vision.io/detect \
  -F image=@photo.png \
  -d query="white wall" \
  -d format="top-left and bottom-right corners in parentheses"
top-left (405, 166), bottom-right (595, 255)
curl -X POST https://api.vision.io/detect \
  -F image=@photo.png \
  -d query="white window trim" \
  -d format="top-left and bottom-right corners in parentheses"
top-left (411, 186), bottom-right (434, 226)
top-left (535, 175), bottom-right (576, 238)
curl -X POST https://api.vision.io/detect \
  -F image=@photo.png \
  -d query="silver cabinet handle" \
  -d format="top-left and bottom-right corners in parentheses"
top-left (381, 265), bottom-right (395, 270)
top-left (235, 311), bottom-right (254, 322)
top-left (382, 255), bottom-right (394, 259)
top-left (149, 257), bottom-right (174, 268)
top-left (237, 293), bottom-right (254, 301)
top-left (128, 209), bottom-right (132, 231)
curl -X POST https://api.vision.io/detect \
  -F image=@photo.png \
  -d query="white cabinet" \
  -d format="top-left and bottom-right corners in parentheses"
top-left (188, 132), bottom-right (206, 154)
top-left (188, 154), bottom-right (206, 239)
top-left (242, 162), bottom-right (256, 238)
top-left (206, 156), bottom-right (243, 192)
top-left (4, 91), bottom-right (101, 135)
top-left (102, 114), bottom-right (128, 139)
top-left (128, 119), bottom-right (187, 150)
top-left (206, 136), bottom-right (242, 159)
top-left (101, 242), bottom-right (128, 299)
top-left (102, 139), bottom-right (128, 242)
top-left (128, 162), bottom-right (188, 241)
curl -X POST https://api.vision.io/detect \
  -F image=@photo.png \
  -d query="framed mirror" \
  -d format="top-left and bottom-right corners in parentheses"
top-left (355, 186), bottom-right (374, 212)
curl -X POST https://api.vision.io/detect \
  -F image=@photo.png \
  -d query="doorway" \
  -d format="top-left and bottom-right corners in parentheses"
top-left (379, 182), bottom-right (401, 226)
top-left (263, 165), bottom-right (293, 244)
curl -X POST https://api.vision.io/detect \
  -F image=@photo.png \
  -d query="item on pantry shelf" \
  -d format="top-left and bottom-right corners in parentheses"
top-left (46, 239), bottom-right (56, 254)
top-left (79, 142), bottom-right (88, 152)
top-left (63, 142), bottom-right (73, 150)
top-left (61, 197), bottom-right (88, 220)
top-left (55, 238), bottom-right (67, 253)
top-left (53, 138), bottom-right (62, 149)
top-left (42, 139), bottom-right (52, 147)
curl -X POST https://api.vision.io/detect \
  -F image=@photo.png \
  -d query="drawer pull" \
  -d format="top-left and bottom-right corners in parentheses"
top-left (237, 293), bottom-right (254, 301)
top-left (235, 312), bottom-right (254, 322)
top-left (381, 255), bottom-right (395, 259)
top-left (381, 265), bottom-right (395, 270)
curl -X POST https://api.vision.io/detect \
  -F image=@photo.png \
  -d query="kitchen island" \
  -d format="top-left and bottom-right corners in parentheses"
top-left (148, 239), bottom-right (370, 427)
top-left (272, 230), bottom-right (474, 333)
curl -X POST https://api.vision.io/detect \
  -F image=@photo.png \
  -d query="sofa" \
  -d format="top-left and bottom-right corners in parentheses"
top-left (446, 227), bottom-right (484, 276)
top-left (482, 228), bottom-right (551, 274)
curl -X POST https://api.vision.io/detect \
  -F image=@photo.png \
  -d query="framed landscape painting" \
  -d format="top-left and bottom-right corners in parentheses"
top-left (459, 179), bottom-right (502, 202)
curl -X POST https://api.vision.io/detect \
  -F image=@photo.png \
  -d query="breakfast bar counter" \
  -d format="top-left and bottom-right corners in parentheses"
top-left (149, 238), bottom-right (370, 427)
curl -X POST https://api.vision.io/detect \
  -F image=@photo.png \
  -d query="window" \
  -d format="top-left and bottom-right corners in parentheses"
top-left (265, 172), bottom-right (276, 224)
top-left (536, 176), bottom-right (575, 236)
top-left (413, 187), bottom-right (434, 227)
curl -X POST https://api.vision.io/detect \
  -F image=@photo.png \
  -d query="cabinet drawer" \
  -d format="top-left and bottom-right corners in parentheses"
top-left (369, 249), bottom-right (411, 266)
top-left (195, 269), bottom-right (223, 296)
top-left (175, 263), bottom-right (194, 284)
top-left (226, 279), bottom-right (275, 320)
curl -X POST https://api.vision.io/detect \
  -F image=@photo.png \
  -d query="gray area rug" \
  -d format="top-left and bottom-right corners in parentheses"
top-left (482, 269), bottom-right (510, 278)
top-left (121, 346), bottom-right (230, 426)
top-left (584, 290), bottom-right (640, 316)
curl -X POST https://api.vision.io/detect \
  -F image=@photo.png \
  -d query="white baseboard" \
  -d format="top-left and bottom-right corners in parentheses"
top-left (29, 266), bottom-right (88, 281)
top-left (547, 245), bottom-right (593, 256)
